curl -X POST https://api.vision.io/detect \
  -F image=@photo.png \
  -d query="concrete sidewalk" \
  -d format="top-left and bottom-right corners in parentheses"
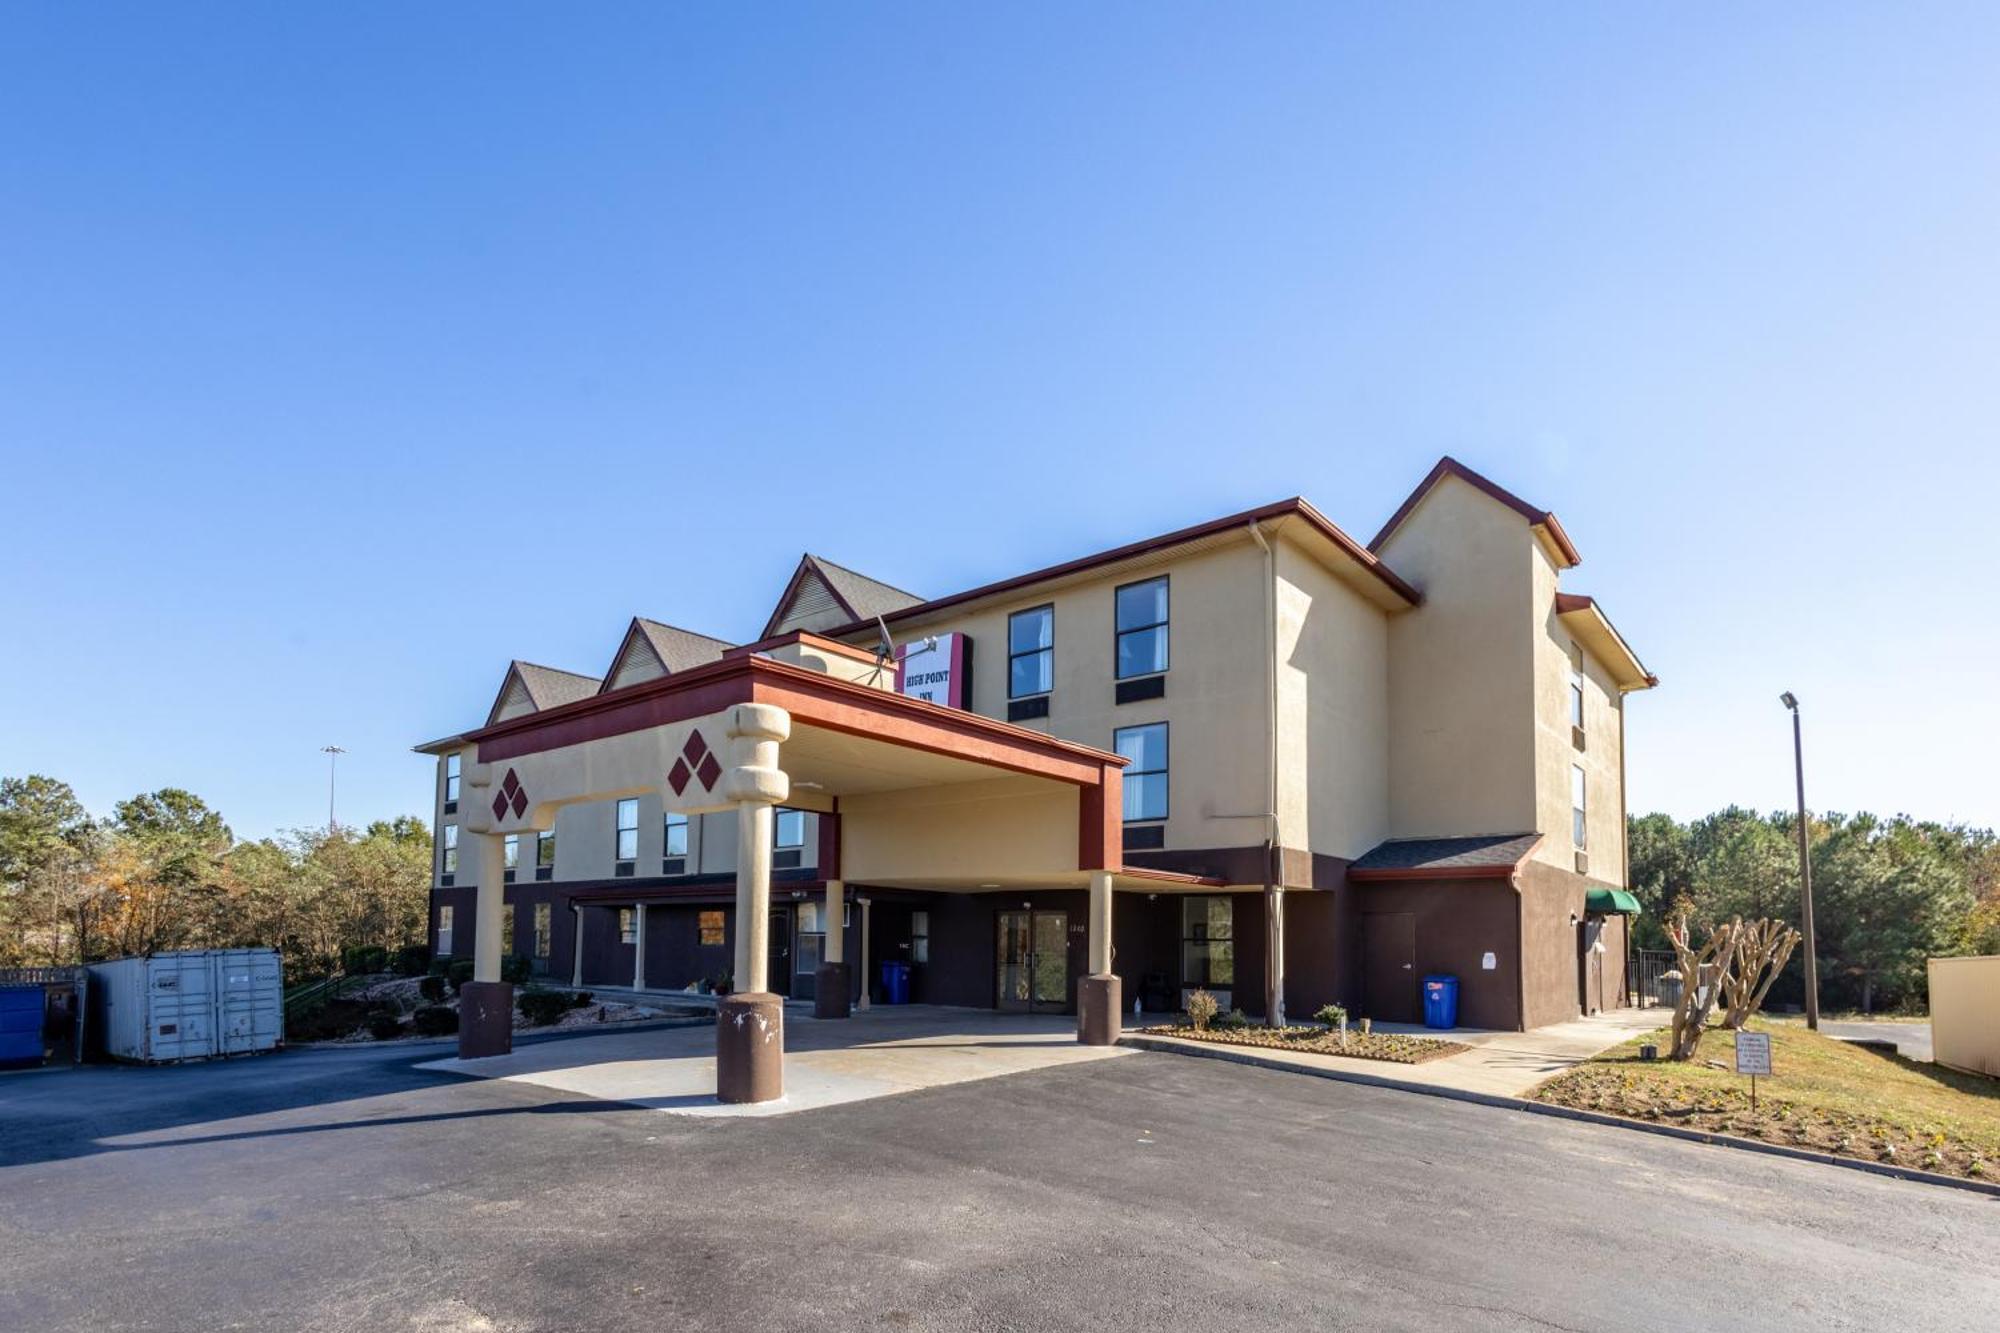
top-left (1127, 1007), bottom-right (1662, 1098)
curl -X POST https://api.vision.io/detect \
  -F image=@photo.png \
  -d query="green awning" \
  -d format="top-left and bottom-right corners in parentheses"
top-left (1585, 887), bottom-right (1642, 915)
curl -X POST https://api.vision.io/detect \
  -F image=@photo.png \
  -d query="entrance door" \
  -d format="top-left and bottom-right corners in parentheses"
top-left (767, 909), bottom-right (792, 997)
top-left (1361, 913), bottom-right (1418, 1023)
top-left (1579, 918), bottom-right (1606, 1015)
top-left (996, 910), bottom-right (1070, 1012)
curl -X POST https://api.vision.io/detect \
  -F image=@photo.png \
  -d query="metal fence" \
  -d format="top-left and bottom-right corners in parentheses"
top-left (1631, 950), bottom-right (1677, 1009)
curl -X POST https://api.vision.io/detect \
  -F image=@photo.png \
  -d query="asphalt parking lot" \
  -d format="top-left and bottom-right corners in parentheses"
top-left (2, 1026), bottom-right (1996, 1332)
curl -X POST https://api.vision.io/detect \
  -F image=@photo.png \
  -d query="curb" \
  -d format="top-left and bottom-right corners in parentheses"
top-left (1117, 1034), bottom-right (2000, 1200)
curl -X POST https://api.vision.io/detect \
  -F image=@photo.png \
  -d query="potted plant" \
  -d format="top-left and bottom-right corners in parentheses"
top-left (1315, 1003), bottom-right (1349, 1049)
top-left (709, 971), bottom-right (733, 998)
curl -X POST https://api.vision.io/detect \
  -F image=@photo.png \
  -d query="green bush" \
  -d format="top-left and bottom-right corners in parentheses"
top-left (447, 959), bottom-right (475, 993)
top-left (343, 945), bottom-right (390, 976)
top-left (393, 944), bottom-right (431, 976)
top-left (411, 1005), bottom-right (459, 1036)
top-left (517, 988), bottom-right (572, 1027)
top-left (501, 954), bottom-right (532, 985)
top-left (1185, 988), bottom-right (1219, 1032)
top-left (1213, 1008), bottom-right (1251, 1031)
top-left (569, 990), bottom-right (593, 1009)
top-left (419, 975), bottom-right (446, 1004)
top-left (366, 1012), bottom-right (405, 1040)
top-left (429, 957), bottom-right (452, 978)
top-left (1314, 1003), bottom-right (1348, 1028)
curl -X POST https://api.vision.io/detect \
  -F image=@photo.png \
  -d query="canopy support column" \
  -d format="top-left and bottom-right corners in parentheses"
top-left (815, 879), bottom-right (850, 1018)
top-left (459, 830), bottom-right (514, 1058)
top-left (1079, 870), bottom-right (1121, 1045)
top-left (717, 703), bottom-right (790, 1104)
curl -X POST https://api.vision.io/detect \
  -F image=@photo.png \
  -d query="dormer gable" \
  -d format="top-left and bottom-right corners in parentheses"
top-left (761, 554), bottom-right (923, 639)
top-left (601, 618), bottom-right (734, 693)
top-left (486, 661), bottom-right (602, 725)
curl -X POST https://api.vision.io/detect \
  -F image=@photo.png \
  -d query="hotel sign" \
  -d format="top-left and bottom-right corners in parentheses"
top-left (896, 632), bottom-right (970, 710)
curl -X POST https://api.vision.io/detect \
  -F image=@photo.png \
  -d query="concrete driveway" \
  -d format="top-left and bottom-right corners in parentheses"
top-left (1822, 1019), bottom-right (1934, 1062)
top-left (4, 1023), bottom-right (1998, 1331)
top-left (418, 1005), bottom-right (1129, 1116)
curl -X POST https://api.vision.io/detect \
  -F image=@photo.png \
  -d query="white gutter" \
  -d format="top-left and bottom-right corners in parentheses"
top-left (1247, 520), bottom-right (1284, 1026)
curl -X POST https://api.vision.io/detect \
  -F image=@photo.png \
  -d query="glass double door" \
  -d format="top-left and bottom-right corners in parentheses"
top-left (997, 910), bottom-right (1069, 1012)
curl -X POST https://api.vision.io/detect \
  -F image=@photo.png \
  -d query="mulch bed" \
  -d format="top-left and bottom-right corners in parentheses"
top-left (1139, 1024), bottom-right (1469, 1064)
top-left (1535, 1065), bottom-right (1994, 1180)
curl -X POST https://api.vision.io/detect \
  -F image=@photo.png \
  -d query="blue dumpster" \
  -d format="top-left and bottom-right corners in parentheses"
top-left (0, 985), bottom-right (44, 1067)
top-left (880, 961), bottom-right (911, 1005)
top-left (1422, 974), bottom-right (1459, 1030)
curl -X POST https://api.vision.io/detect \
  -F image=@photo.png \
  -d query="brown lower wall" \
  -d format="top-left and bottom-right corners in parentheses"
top-left (1351, 880), bottom-right (1523, 1029)
top-left (1517, 860), bottom-right (1589, 1031)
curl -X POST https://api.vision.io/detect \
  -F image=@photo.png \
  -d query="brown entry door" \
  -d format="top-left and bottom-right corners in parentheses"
top-left (1362, 913), bottom-right (1419, 1023)
top-left (767, 909), bottom-right (791, 997)
top-left (997, 910), bottom-right (1069, 1013)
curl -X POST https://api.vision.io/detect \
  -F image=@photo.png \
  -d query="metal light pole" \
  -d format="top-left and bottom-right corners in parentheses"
top-left (1779, 694), bottom-right (1820, 1030)
top-left (321, 745), bottom-right (346, 832)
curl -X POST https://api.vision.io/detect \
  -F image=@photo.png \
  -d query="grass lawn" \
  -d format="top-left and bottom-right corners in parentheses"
top-left (1531, 1018), bottom-right (2000, 1180)
top-left (1138, 1023), bottom-right (1468, 1064)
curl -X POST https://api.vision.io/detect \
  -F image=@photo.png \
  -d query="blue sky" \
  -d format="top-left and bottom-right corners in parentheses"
top-left (4, 5), bottom-right (1996, 839)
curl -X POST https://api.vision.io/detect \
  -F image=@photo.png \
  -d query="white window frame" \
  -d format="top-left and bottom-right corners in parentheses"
top-left (664, 812), bottom-right (689, 859)
top-left (533, 902), bottom-right (552, 959)
top-left (437, 904), bottom-right (454, 955)
top-left (774, 808), bottom-right (805, 851)
top-left (1572, 764), bottom-right (1588, 849)
top-left (615, 798), bottom-right (640, 863)
top-left (444, 753), bottom-right (461, 803)
top-left (503, 834), bottom-right (519, 870)
top-left (619, 907), bottom-right (637, 945)
top-left (1568, 641), bottom-right (1586, 733)
top-left (442, 824), bottom-right (458, 875)
top-left (1114, 722), bottom-right (1169, 823)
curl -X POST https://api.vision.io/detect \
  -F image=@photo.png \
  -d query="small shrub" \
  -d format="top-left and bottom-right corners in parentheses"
top-left (343, 944), bottom-right (391, 976)
top-left (447, 959), bottom-right (476, 993)
top-left (1213, 1008), bottom-right (1251, 1031)
top-left (501, 954), bottom-right (532, 985)
top-left (366, 1012), bottom-right (405, 1041)
top-left (1314, 1003), bottom-right (1348, 1028)
top-left (393, 944), bottom-right (431, 976)
top-left (569, 990), bottom-right (593, 1009)
top-left (419, 975), bottom-right (446, 1004)
top-left (1185, 989), bottom-right (1219, 1032)
top-left (411, 1005), bottom-right (459, 1036)
top-left (428, 957), bottom-right (452, 978)
top-left (517, 988), bottom-right (572, 1027)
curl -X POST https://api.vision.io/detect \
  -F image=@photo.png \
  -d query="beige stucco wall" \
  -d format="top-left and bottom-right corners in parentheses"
top-left (841, 776), bottom-right (1081, 883)
top-left (1929, 955), bottom-right (2000, 1077)
top-left (1531, 551), bottom-right (1629, 881)
top-left (1274, 534), bottom-right (1390, 862)
top-left (1377, 476), bottom-right (1539, 841)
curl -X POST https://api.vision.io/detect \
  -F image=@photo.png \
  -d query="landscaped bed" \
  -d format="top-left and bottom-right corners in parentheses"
top-left (1138, 1023), bottom-right (1469, 1064)
top-left (287, 972), bottom-right (702, 1045)
top-left (1531, 1018), bottom-right (2000, 1181)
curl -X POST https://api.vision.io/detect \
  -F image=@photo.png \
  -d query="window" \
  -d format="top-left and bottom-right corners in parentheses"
top-left (1115, 576), bottom-right (1169, 679)
top-left (437, 905), bottom-right (454, 955)
top-left (1115, 722), bottom-right (1168, 823)
top-left (537, 831), bottom-right (556, 868)
top-left (664, 812), bottom-right (689, 858)
top-left (444, 753), bottom-right (460, 804)
top-left (911, 910), bottom-right (930, 964)
top-left (441, 824), bottom-right (458, 875)
top-left (698, 910), bottom-right (726, 947)
top-left (774, 808), bottom-right (805, 850)
top-left (1008, 605), bottom-right (1054, 699)
top-left (533, 903), bottom-right (551, 959)
top-left (1571, 764), bottom-right (1588, 848)
top-left (1181, 897), bottom-right (1234, 988)
top-left (615, 798), bottom-right (639, 862)
top-left (619, 907), bottom-right (637, 945)
top-left (502, 904), bottom-right (516, 954)
top-left (1568, 641), bottom-right (1586, 732)
top-left (503, 834), bottom-right (519, 871)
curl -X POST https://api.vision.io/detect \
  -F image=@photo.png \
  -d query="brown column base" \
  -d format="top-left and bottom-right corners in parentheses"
top-left (458, 981), bottom-right (515, 1059)
top-left (813, 962), bottom-right (851, 1019)
top-left (716, 991), bottom-right (784, 1103)
top-left (1078, 973), bottom-right (1122, 1046)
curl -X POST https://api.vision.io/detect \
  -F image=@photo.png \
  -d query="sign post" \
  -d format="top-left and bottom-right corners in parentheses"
top-left (1734, 1030), bottom-right (1773, 1110)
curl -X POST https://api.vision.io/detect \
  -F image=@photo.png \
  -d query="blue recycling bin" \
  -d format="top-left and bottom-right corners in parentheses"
top-left (880, 960), bottom-right (911, 1005)
top-left (1422, 974), bottom-right (1459, 1030)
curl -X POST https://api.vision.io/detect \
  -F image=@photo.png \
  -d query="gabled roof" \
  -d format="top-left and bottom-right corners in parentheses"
top-left (1348, 833), bottom-right (1542, 881)
top-left (1555, 594), bottom-right (1659, 691)
top-left (601, 618), bottom-right (734, 693)
top-left (1371, 457), bottom-right (1581, 569)
top-left (487, 661), bottom-right (603, 726)
top-left (810, 497), bottom-right (1421, 641)
top-left (761, 554), bottom-right (924, 640)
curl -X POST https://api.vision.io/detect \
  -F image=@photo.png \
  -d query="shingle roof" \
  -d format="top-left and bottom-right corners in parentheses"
top-left (512, 661), bottom-right (602, 711)
top-left (632, 619), bottom-right (734, 674)
top-left (1349, 833), bottom-right (1542, 879)
top-left (807, 556), bottom-right (924, 622)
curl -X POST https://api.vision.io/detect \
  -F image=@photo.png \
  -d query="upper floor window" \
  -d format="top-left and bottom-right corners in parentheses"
top-left (619, 907), bottom-right (637, 945)
top-left (444, 753), bottom-right (461, 804)
top-left (774, 808), bottom-right (805, 851)
top-left (536, 830), bottom-right (556, 869)
top-left (441, 824), bottom-right (458, 875)
top-left (437, 904), bottom-right (454, 955)
top-left (1571, 764), bottom-right (1588, 848)
top-left (1115, 722), bottom-right (1168, 823)
top-left (615, 798), bottom-right (640, 862)
top-left (1009, 605), bottom-right (1054, 699)
top-left (533, 902), bottom-right (552, 959)
top-left (503, 834), bottom-right (519, 880)
top-left (1115, 577), bottom-right (1169, 679)
top-left (1568, 641), bottom-right (1586, 732)
top-left (664, 812), bottom-right (689, 859)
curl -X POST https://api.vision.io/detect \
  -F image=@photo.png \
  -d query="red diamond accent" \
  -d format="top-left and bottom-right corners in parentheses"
top-left (668, 758), bottom-right (692, 796)
top-left (695, 752), bottom-right (722, 791)
top-left (491, 792), bottom-right (509, 821)
top-left (501, 769), bottom-right (521, 797)
top-left (682, 731), bottom-right (709, 764)
top-left (510, 789), bottom-right (528, 818)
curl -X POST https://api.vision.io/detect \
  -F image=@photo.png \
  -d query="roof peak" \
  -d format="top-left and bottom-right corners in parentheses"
top-left (1370, 456), bottom-right (1580, 567)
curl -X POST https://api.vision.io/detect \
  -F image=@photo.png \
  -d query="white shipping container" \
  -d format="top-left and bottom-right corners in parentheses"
top-left (88, 949), bottom-right (283, 1063)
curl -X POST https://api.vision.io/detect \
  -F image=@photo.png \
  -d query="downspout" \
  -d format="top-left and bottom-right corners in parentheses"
top-left (1247, 521), bottom-right (1283, 1026)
